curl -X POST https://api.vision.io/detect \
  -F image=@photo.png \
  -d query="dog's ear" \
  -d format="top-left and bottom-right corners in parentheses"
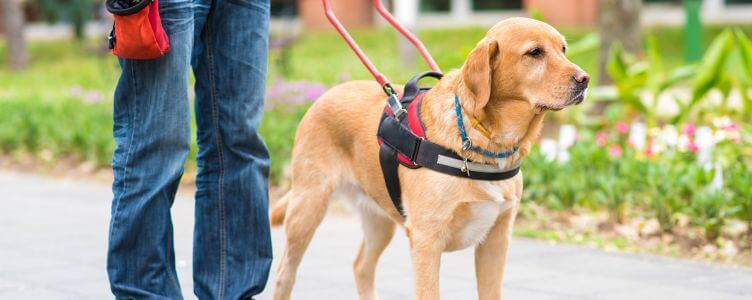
top-left (462, 39), bottom-right (500, 113)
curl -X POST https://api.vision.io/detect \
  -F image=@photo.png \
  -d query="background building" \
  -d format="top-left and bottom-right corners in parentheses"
top-left (283, 0), bottom-right (752, 30)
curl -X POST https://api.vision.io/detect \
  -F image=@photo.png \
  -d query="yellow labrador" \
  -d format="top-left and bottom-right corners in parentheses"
top-left (270, 17), bottom-right (589, 300)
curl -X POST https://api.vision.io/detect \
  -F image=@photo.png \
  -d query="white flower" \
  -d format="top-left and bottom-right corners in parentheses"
top-left (629, 122), bottom-right (647, 151)
top-left (695, 126), bottom-right (715, 150)
top-left (712, 116), bottom-right (732, 129)
top-left (714, 130), bottom-right (727, 142)
top-left (661, 125), bottom-right (679, 148)
top-left (558, 124), bottom-right (577, 149)
top-left (540, 139), bottom-right (558, 162)
top-left (677, 134), bottom-right (690, 152)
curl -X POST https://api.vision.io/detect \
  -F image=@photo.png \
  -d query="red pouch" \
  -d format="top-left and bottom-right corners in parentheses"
top-left (107, 0), bottom-right (170, 59)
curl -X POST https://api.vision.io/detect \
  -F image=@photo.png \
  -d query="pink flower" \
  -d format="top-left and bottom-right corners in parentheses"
top-left (722, 121), bottom-right (741, 143)
top-left (682, 123), bottom-right (696, 136)
top-left (645, 137), bottom-right (654, 157)
top-left (84, 91), bottom-right (103, 104)
top-left (688, 140), bottom-right (699, 152)
top-left (305, 85), bottom-right (327, 101)
top-left (616, 122), bottom-right (630, 135)
top-left (70, 85), bottom-right (84, 98)
top-left (608, 145), bottom-right (623, 157)
top-left (596, 132), bottom-right (608, 146)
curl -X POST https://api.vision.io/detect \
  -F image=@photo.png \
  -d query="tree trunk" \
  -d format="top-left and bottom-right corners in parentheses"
top-left (395, 0), bottom-right (418, 71)
top-left (1, 0), bottom-right (29, 70)
top-left (597, 0), bottom-right (642, 85)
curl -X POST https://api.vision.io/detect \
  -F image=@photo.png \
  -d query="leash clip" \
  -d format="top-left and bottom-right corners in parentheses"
top-left (383, 83), bottom-right (397, 96)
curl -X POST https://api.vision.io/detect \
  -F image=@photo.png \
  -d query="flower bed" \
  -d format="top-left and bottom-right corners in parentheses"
top-left (520, 118), bottom-right (751, 264)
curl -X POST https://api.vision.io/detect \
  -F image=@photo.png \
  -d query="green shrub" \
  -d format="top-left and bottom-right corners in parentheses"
top-left (259, 104), bottom-right (311, 183)
top-left (0, 98), bottom-right (114, 166)
top-left (728, 162), bottom-right (752, 238)
top-left (690, 190), bottom-right (737, 242)
top-left (602, 28), bottom-right (752, 125)
top-left (645, 162), bottom-right (684, 232)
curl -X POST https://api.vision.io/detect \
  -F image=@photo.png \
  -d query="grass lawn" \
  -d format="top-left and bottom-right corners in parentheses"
top-left (1, 24), bottom-right (751, 180)
top-left (272, 24), bottom-right (752, 85)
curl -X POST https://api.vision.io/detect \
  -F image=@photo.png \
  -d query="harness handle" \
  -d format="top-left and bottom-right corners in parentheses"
top-left (322, 0), bottom-right (442, 96)
top-left (401, 71), bottom-right (443, 101)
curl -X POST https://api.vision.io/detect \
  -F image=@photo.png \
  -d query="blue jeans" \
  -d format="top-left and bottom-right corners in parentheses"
top-left (107, 0), bottom-right (272, 299)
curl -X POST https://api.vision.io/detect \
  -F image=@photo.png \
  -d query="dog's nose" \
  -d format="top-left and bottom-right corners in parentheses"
top-left (573, 71), bottom-right (590, 86)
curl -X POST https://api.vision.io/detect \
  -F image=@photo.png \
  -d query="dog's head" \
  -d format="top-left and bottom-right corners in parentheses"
top-left (461, 17), bottom-right (589, 115)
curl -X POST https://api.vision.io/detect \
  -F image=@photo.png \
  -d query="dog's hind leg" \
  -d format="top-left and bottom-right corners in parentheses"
top-left (273, 183), bottom-right (333, 300)
top-left (353, 209), bottom-right (396, 300)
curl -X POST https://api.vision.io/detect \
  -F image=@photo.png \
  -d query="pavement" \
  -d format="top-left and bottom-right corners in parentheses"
top-left (1, 170), bottom-right (751, 300)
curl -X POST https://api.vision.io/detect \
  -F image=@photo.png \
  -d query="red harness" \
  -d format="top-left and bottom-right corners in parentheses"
top-left (375, 72), bottom-right (522, 218)
top-left (378, 93), bottom-right (427, 167)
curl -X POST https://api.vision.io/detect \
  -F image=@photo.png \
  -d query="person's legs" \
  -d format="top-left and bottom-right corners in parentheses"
top-left (192, 0), bottom-right (273, 299)
top-left (107, 0), bottom-right (194, 298)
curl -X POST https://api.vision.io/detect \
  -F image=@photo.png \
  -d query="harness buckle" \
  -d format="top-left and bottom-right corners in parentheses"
top-left (393, 108), bottom-right (408, 120)
top-left (386, 94), bottom-right (407, 120)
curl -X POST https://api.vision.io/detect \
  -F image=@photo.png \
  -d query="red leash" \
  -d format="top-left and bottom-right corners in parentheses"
top-left (322, 0), bottom-right (441, 95)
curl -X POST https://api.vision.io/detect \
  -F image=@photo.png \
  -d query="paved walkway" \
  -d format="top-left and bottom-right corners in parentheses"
top-left (1, 171), bottom-right (751, 299)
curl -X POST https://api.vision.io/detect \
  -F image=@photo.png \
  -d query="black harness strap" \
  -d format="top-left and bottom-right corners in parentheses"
top-left (378, 115), bottom-right (520, 180)
top-left (377, 71), bottom-right (521, 219)
top-left (379, 143), bottom-right (404, 215)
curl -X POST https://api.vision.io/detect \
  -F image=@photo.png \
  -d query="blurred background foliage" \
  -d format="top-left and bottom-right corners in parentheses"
top-left (35, 0), bottom-right (98, 40)
top-left (1, 24), bottom-right (749, 176)
top-left (1, 0), bottom-right (751, 261)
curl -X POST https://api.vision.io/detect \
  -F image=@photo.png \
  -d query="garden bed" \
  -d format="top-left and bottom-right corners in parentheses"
top-left (516, 204), bottom-right (751, 266)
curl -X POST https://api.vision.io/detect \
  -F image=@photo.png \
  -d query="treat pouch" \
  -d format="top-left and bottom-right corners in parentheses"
top-left (107, 0), bottom-right (170, 59)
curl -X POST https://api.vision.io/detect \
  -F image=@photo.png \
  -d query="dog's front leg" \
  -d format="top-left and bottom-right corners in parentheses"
top-left (409, 231), bottom-right (444, 300)
top-left (474, 202), bottom-right (518, 300)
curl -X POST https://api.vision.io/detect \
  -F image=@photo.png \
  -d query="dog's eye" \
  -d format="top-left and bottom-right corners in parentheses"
top-left (527, 48), bottom-right (543, 57)
top-left (562, 46), bottom-right (567, 54)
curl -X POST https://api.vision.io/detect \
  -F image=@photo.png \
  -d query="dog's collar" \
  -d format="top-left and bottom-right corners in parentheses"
top-left (454, 95), bottom-right (518, 159)
top-left (456, 100), bottom-right (494, 139)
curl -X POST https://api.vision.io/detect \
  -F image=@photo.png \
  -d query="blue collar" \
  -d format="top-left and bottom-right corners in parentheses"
top-left (454, 95), bottom-right (518, 159)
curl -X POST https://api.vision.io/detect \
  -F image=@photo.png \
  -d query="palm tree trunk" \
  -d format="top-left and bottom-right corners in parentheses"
top-left (1, 0), bottom-right (29, 70)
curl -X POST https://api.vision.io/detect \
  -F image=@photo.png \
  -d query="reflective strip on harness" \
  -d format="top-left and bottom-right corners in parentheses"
top-left (436, 155), bottom-right (520, 174)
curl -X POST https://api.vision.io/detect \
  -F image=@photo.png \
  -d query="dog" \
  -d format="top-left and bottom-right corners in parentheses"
top-left (270, 17), bottom-right (589, 299)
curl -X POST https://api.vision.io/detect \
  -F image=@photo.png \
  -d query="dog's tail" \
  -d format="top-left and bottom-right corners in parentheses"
top-left (270, 191), bottom-right (291, 227)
